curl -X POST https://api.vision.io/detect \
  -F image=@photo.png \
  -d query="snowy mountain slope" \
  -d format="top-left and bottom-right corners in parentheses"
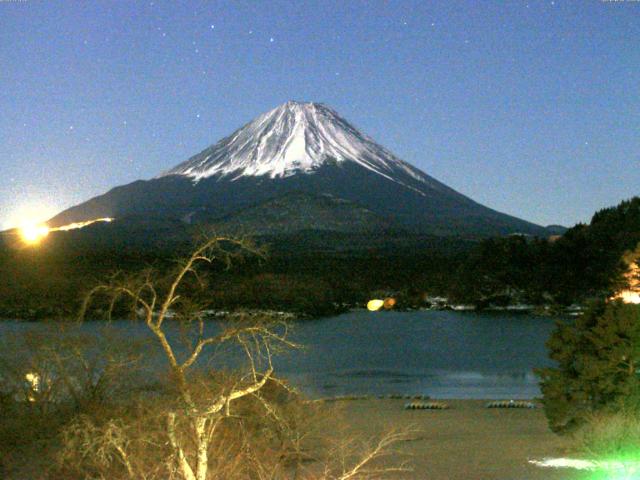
top-left (160, 101), bottom-right (449, 197)
top-left (49, 101), bottom-right (548, 238)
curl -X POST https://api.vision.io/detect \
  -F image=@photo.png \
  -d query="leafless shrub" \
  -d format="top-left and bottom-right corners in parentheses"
top-left (76, 236), bottom-right (308, 480)
top-left (2, 235), bottom-right (414, 480)
top-left (0, 325), bottom-right (148, 479)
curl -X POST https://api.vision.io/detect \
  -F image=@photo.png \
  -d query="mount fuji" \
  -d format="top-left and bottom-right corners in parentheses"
top-left (49, 101), bottom-right (547, 238)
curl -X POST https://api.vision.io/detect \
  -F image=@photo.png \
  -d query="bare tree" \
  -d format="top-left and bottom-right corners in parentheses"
top-left (330, 428), bottom-right (414, 480)
top-left (73, 236), bottom-right (416, 480)
top-left (80, 236), bottom-right (298, 480)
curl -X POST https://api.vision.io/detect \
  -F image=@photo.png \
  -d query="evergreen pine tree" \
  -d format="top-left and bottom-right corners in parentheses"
top-left (537, 300), bottom-right (640, 433)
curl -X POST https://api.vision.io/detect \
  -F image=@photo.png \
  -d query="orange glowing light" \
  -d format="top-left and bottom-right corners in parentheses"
top-left (19, 223), bottom-right (50, 245)
top-left (612, 257), bottom-right (640, 304)
top-left (14, 216), bottom-right (114, 246)
top-left (616, 291), bottom-right (640, 304)
top-left (383, 298), bottom-right (396, 309)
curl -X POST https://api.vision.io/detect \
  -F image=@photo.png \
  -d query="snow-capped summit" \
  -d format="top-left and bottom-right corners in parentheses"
top-left (50, 101), bottom-right (548, 238)
top-left (162, 101), bottom-right (430, 190)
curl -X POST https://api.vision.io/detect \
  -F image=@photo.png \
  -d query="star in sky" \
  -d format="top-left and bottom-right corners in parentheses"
top-left (1, 1), bottom-right (638, 229)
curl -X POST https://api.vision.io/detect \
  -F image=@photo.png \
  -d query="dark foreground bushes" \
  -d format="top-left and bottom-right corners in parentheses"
top-left (1, 236), bottom-right (415, 479)
top-left (0, 326), bottom-right (411, 480)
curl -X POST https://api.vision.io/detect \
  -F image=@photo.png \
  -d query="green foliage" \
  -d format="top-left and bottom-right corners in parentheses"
top-left (571, 409), bottom-right (640, 461)
top-left (537, 301), bottom-right (640, 433)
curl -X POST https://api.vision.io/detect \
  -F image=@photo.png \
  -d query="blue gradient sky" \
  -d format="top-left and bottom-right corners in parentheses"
top-left (1, 0), bottom-right (638, 229)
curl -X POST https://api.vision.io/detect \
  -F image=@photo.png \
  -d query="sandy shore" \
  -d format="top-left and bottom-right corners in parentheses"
top-left (317, 398), bottom-right (588, 480)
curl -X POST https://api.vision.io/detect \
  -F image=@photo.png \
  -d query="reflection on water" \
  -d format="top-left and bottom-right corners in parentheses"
top-left (285, 369), bottom-right (545, 399)
top-left (0, 310), bottom-right (559, 399)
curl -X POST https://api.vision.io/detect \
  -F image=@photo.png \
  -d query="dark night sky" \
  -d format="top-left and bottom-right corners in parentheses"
top-left (1, 0), bottom-right (638, 229)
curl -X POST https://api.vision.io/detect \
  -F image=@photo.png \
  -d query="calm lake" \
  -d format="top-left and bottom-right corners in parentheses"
top-left (0, 310), bottom-right (559, 399)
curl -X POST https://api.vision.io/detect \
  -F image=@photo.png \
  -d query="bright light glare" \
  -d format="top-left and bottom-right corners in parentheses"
top-left (617, 291), bottom-right (640, 305)
top-left (14, 217), bottom-right (114, 246)
top-left (529, 458), bottom-right (597, 470)
top-left (367, 299), bottom-right (384, 311)
top-left (530, 457), bottom-right (640, 479)
top-left (55, 217), bottom-right (113, 231)
top-left (3, 203), bottom-right (58, 231)
top-left (612, 261), bottom-right (640, 304)
top-left (25, 372), bottom-right (40, 391)
top-left (20, 222), bottom-right (50, 244)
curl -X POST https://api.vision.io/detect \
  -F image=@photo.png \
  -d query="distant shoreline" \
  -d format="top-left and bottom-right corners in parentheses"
top-left (0, 302), bottom-right (582, 322)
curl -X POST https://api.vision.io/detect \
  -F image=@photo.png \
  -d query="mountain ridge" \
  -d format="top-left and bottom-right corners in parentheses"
top-left (162, 101), bottom-right (428, 186)
top-left (49, 101), bottom-right (549, 238)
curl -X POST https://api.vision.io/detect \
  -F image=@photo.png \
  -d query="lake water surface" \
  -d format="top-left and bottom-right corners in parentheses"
top-left (0, 310), bottom-right (559, 399)
top-left (280, 310), bottom-right (557, 399)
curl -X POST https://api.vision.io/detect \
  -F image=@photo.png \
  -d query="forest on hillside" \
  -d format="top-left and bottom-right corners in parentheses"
top-left (1, 197), bottom-right (638, 320)
top-left (449, 197), bottom-right (640, 306)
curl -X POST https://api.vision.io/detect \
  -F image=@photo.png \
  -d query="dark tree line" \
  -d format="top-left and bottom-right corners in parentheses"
top-left (449, 197), bottom-right (640, 306)
top-left (1, 197), bottom-right (638, 319)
